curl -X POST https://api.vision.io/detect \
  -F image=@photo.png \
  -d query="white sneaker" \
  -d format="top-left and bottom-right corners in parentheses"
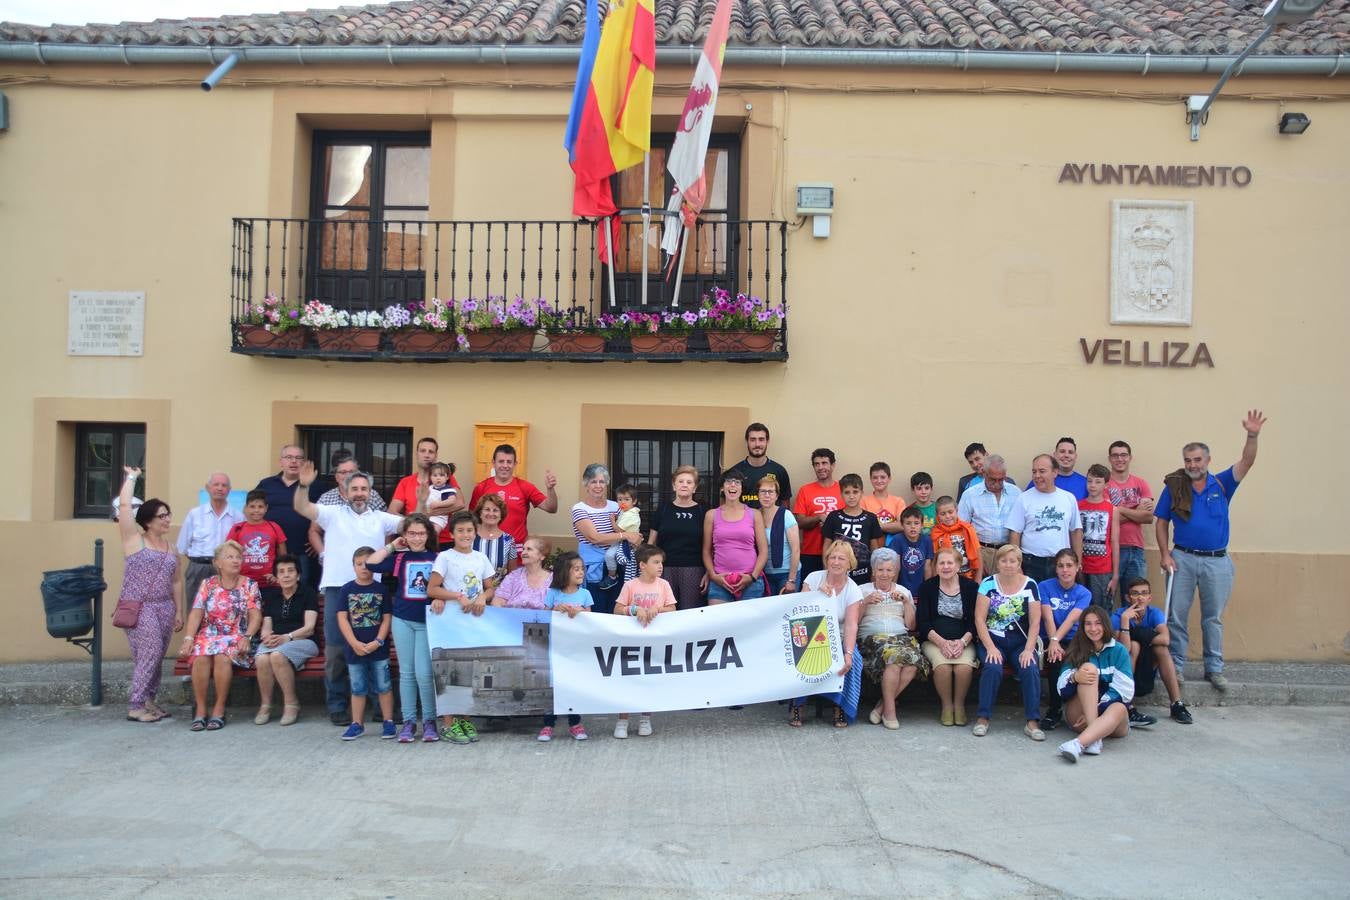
top-left (1082, 739), bottom-right (1103, 755)
top-left (637, 714), bottom-right (653, 737)
top-left (1058, 739), bottom-right (1082, 763)
top-left (613, 719), bottom-right (629, 739)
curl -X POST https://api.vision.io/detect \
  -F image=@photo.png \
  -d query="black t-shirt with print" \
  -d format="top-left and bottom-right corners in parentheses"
top-left (821, 509), bottom-right (883, 584)
top-left (651, 502), bottom-right (707, 567)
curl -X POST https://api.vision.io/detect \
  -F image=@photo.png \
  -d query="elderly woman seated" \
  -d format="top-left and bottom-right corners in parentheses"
top-left (177, 540), bottom-right (262, 731)
top-left (857, 547), bottom-right (928, 729)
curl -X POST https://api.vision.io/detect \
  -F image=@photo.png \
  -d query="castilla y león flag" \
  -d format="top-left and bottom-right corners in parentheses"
top-left (660, 0), bottom-right (732, 260)
top-left (563, 0), bottom-right (656, 255)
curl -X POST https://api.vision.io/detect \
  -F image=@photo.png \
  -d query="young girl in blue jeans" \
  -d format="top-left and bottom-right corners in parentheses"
top-left (539, 551), bottom-right (593, 742)
top-left (364, 513), bottom-right (441, 743)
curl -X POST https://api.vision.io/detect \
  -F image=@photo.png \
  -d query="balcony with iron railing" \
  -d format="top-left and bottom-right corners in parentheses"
top-left (230, 214), bottom-right (789, 362)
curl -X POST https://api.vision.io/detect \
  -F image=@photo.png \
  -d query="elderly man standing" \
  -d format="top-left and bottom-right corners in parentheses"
top-left (295, 461), bottom-right (404, 725)
top-left (958, 454), bottom-right (1021, 577)
top-left (1008, 454), bottom-right (1083, 583)
top-left (1155, 410), bottom-right (1266, 692)
top-left (255, 445), bottom-right (323, 588)
top-left (176, 472), bottom-right (241, 617)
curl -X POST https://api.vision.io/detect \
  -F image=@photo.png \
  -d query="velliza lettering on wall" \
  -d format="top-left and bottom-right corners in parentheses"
top-left (1059, 164), bottom-right (1251, 188)
top-left (1080, 338), bottom-right (1214, 368)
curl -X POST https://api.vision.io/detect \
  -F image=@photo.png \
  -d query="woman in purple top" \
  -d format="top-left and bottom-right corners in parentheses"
top-left (116, 465), bottom-right (183, 723)
top-left (702, 471), bottom-right (768, 603)
top-left (494, 537), bottom-right (554, 610)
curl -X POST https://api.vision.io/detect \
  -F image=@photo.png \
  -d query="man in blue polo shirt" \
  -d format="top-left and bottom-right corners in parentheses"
top-left (1154, 409), bottom-right (1267, 691)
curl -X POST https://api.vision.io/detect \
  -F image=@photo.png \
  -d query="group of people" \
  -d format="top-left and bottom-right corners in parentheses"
top-left (112, 410), bottom-right (1266, 763)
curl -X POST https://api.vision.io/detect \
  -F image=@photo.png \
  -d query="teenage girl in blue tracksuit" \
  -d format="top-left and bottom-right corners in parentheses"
top-left (1054, 605), bottom-right (1133, 762)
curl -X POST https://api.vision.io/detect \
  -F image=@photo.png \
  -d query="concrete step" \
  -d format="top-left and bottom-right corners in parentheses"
top-left (2, 659), bottom-right (1347, 710)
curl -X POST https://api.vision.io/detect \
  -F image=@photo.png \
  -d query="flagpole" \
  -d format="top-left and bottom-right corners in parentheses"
top-left (640, 153), bottom-right (650, 307)
top-left (670, 225), bottom-right (690, 308)
top-left (605, 215), bottom-right (618, 309)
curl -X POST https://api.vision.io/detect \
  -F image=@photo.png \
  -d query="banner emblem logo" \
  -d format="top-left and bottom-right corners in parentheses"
top-left (788, 615), bottom-right (831, 676)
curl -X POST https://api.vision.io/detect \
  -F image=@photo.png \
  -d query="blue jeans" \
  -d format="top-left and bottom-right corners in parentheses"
top-left (587, 578), bottom-right (622, 616)
top-left (1118, 546), bottom-right (1146, 589)
top-left (391, 616), bottom-right (435, 723)
top-left (708, 577), bottom-right (766, 603)
top-left (324, 586), bottom-right (377, 714)
top-left (348, 656), bottom-right (392, 696)
top-left (976, 630), bottom-right (1041, 721)
top-left (764, 570), bottom-right (792, 596)
top-left (1167, 550), bottom-right (1235, 675)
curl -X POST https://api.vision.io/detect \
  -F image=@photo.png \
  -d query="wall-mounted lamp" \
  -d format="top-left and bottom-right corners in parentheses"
top-left (1185, 0), bottom-right (1328, 140)
top-left (796, 183), bottom-right (834, 239)
top-left (1277, 112), bottom-right (1311, 134)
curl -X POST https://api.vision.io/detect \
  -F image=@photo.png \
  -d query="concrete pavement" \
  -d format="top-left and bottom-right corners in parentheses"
top-left (2, 701), bottom-right (1348, 898)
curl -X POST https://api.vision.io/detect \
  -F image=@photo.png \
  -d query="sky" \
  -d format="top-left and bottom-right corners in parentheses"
top-left (0, 2), bottom-right (298, 26)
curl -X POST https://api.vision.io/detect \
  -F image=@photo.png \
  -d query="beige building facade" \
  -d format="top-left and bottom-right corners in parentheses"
top-left (2, 3), bottom-right (1348, 664)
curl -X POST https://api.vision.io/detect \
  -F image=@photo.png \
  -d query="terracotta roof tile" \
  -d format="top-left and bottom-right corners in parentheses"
top-left (2, 0), bottom-right (1347, 54)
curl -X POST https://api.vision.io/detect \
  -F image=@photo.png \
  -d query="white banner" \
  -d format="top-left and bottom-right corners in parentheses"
top-left (550, 591), bottom-right (845, 714)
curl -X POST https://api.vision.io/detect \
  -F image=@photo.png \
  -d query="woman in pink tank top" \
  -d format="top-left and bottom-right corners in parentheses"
top-left (701, 471), bottom-right (768, 604)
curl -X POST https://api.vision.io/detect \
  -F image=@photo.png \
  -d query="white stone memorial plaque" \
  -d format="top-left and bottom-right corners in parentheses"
top-left (1110, 200), bottom-right (1194, 327)
top-left (68, 291), bottom-right (145, 356)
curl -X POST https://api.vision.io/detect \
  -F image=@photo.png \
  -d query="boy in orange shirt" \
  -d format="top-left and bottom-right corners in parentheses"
top-left (929, 495), bottom-right (982, 583)
top-left (861, 462), bottom-right (907, 535)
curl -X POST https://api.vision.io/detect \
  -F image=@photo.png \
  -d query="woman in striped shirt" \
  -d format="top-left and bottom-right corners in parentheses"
top-left (571, 463), bottom-right (641, 615)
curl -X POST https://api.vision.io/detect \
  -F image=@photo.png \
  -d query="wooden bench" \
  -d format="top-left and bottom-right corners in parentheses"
top-left (172, 593), bottom-right (399, 681)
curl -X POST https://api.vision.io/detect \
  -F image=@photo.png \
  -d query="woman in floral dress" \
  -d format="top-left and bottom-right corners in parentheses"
top-left (177, 540), bottom-right (261, 731)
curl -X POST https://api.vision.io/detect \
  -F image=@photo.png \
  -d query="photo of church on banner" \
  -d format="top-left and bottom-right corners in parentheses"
top-left (425, 593), bottom-right (847, 717)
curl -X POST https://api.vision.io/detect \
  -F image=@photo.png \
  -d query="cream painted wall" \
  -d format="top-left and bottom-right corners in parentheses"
top-left (1, 64), bottom-right (1347, 662)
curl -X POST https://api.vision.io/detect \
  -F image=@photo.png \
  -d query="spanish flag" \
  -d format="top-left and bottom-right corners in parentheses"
top-left (563, 0), bottom-right (656, 242)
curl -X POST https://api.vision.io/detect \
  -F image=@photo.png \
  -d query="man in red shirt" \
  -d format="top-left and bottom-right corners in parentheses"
top-left (469, 444), bottom-right (558, 552)
top-left (389, 437), bottom-right (459, 515)
top-left (792, 448), bottom-right (843, 583)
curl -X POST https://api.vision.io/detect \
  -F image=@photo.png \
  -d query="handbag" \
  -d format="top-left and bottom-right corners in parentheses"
top-left (111, 598), bottom-right (141, 629)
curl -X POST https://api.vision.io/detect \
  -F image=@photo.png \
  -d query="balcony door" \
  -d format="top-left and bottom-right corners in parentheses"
top-left (309, 132), bottom-right (431, 311)
top-left (609, 135), bottom-right (739, 308)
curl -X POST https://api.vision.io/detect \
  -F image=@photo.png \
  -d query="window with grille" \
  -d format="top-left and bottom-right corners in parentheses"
top-left (298, 426), bottom-right (413, 501)
top-left (608, 430), bottom-right (723, 532)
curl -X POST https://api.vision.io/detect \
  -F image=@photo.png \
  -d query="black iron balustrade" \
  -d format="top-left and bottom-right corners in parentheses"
top-left (229, 214), bottom-right (789, 362)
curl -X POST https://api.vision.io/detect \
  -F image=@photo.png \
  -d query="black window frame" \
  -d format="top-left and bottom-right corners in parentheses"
top-left (298, 425), bottom-right (414, 502)
top-left (74, 422), bottom-right (145, 519)
top-left (608, 133), bottom-right (741, 309)
top-left (308, 130), bottom-right (432, 312)
top-left (608, 430), bottom-right (724, 533)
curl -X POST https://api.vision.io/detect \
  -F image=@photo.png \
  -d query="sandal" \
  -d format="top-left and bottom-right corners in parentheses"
top-left (126, 709), bottom-right (162, 723)
top-left (254, 705), bottom-right (273, 726)
top-left (145, 700), bottom-right (172, 719)
top-left (205, 716), bottom-right (226, 731)
top-left (190, 717), bottom-right (207, 732)
top-left (279, 703), bottom-right (301, 726)
top-left (788, 704), bottom-right (803, 728)
top-left (833, 706), bottom-right (849, 729)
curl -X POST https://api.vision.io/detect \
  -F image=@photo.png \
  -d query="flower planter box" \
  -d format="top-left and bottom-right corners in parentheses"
top-left (705, 330), bottom-right (776, 353)
top-left (629, 334), bottom-right (689, 354)
top-left (237, 324), bottom-right (305, 351)
top-left (466, 330), bottom-right (535, 353)
top-left (389, 331), bottom-right (457, 353)
top-left (547, 333), bottom-right (606, 353)
top-left (311, 327), bottom-right (382, 352)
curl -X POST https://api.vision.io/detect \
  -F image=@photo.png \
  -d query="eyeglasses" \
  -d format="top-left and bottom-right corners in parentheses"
top-left (1126, 590), bottom-right (1151, 598)
top-left (1109, 452), bottom-right (1131, 458)
top-left (281, 454), bottom-right (304, 461)
top-left (155, 512), bottom-right (172, 520)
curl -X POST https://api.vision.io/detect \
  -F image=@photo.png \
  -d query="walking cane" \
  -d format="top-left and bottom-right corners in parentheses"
top-left (1162, 566), bottom-right (1175, 621)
